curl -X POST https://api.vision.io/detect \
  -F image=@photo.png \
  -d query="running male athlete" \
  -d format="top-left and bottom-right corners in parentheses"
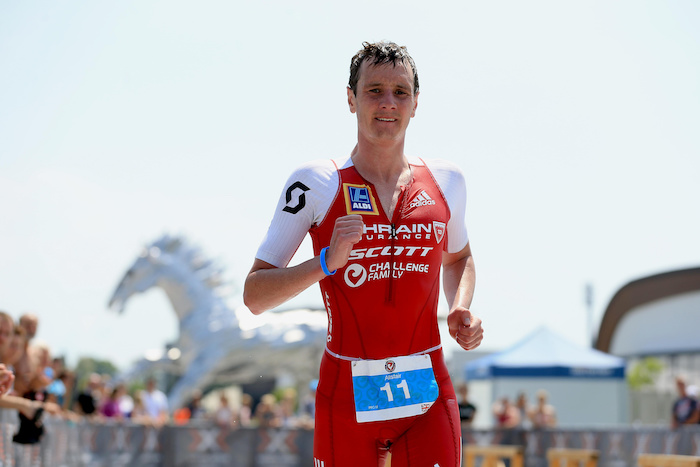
top-left (244, 41), bottom-right (483, 467)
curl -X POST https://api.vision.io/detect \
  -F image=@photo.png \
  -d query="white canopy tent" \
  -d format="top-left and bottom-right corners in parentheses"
top-left (464, 327), bottom-right (628, 428)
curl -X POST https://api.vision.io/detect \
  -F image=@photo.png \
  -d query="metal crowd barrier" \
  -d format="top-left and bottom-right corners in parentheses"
top-left (3, 409), bottom-right (700, 466)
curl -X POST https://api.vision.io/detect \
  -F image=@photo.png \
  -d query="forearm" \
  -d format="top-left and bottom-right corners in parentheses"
top-left (244, 257), bottom-right (327, 315)
top-left (442, 253), bottom-right (475, 312)
top-left (0, 394), bottom-right (37, 411)
top-left (443, 243), bottom-right (482, 350)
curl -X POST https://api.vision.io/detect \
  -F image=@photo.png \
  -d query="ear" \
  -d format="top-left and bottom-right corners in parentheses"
top-left (411, 91), bottom-right (419, 118)
top-left (347, 86), bottom-right (357, 114)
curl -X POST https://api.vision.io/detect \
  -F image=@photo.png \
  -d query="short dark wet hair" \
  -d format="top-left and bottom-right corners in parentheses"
top-left (348, 41), bottom-right (419, 96)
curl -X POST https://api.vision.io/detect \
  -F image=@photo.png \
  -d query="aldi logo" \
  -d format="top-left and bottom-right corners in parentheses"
top-left (344, 183), bottom-right (379, 215)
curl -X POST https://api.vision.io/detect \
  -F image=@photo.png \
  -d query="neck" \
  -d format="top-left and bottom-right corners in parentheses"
top-left (350, 140), bottom-right (408, 184)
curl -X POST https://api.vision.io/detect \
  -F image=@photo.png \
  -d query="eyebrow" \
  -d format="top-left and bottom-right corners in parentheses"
top-left (364, 82), bottom-right (412, 91)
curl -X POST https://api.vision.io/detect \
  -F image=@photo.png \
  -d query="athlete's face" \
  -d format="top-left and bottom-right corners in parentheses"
top-left (347, 60), bottom-right (418, 144)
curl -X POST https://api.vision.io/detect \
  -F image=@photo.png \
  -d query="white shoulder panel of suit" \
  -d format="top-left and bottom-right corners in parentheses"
top-left (420, 157), bottom-right (469, 254)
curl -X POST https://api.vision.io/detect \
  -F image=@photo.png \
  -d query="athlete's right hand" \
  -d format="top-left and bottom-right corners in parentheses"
top-left (325, 215), bottom-right (364, 272)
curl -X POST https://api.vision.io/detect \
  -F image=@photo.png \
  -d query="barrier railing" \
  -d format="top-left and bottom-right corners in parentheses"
top-left (637, 454), bottom-right (700, 467)
top-left (3, 409), bottom-right (700, 466)
top-left (464, 444), bottom-right (524, 467)
top-left (547, 448), bottom-right (599, 467)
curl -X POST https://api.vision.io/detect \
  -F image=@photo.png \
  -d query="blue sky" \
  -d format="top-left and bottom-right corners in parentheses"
top-left (1, 1), bottom-right (699, 370)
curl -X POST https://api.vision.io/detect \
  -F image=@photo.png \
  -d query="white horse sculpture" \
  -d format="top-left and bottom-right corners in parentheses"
top-left (108, 235), bottom-right (328, 410)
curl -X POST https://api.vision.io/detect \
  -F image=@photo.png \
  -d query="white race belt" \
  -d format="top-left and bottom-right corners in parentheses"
top-left (351, 354), bottom-right (439, 423)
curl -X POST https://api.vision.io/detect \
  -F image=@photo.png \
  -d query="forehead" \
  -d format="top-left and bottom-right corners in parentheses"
top-left (0, 317), bottom-right (12, 330)
top-left (20, 316), bottom-right (37, 326)
top-left (357, 60), bottom-right (414, 89)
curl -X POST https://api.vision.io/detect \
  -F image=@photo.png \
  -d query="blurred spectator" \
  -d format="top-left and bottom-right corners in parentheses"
top-left (4, 326), bottom-right (27, 374)
top-left (186, 389), bottom-right (206, 420)
top-left (0, 311), bottom-right (13, 361)
top-left (18, 313), bottom-right (39, 340)
top-left (672, 376), bottom-right (699, 428)
top-left (11, 335), bottom-right (55, 446)
top-left (141, 377), bottom-right (168, 425)
top-left (74, 373), bottom-right (102, 417)
top-left (213, 392), bottom-right (238, 428)
top-left (279, 387), bottom-right (299, 428)
top-left (0, 362), bottom-right (15, 396)
top-left (493, 396), bottom-right (520, 429)
top-left (100, 386), bottom-right (123, 419)
top-left (0, 313), bottom-right (77, 437)
top-left (26, 341), bottom-right (54, 395)
top-left (116, 383), bottom-right (134, 417)
top-left (47, 358), bottom-right (73, 408)
top-left (515, 391), bottom-right (530, 429)
top-left (254, 393), bottom-right (281, 428)
top-left (172, 407), bottom-right (190, 425)
top-left (211, 391), bottom-right (238, 450)
top-left (0, 312), bottom-right (16, 394)
top-left (239, 393), bottom-right (253, 427)
top-left (298, 380), bottom-right (317, 429)
top-left (529, 389), bottom-right (557, 429)
top-left (130, 391), bottom-right (151, 424)
top-left (456, 382), bottom-right (477, 427)
top-left (11, 320), bottom-right (33, 396)
top-left (46, 371), bottom-right (69, 408)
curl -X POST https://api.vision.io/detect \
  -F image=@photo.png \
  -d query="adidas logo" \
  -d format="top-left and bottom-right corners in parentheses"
top-left (409, 190), bottom-right (436, 208)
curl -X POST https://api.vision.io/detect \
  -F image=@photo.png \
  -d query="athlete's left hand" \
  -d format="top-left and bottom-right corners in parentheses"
top-left (447, 308), bottom-right (483, 351)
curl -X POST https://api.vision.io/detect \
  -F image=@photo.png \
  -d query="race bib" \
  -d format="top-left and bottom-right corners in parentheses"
top-left (351, 354), bottom-right (439, 423)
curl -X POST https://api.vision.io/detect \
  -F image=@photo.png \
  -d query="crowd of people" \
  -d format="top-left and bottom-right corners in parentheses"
top-left (0, 310), bottom-right (325, 447)
top-left (455, 382), bottom-right (558, 430)
top-left (0, 311), bottom-right (67, 444)
top-left (0, 307), bottom-right (559, 447)
top-left (491, 390), bottom-right (558, 430)
top-left (172, 383), bottom-right (317, 430)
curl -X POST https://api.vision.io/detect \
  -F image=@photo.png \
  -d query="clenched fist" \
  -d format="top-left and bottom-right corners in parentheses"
top-left (447, 308), bottom-right (483, 351)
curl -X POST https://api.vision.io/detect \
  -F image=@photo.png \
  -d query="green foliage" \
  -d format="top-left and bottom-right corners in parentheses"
top-left (74, 356), bottom-right (119, 390)
top-left (128, 381), bottom-right (146, 396)
top-left (627, 357), bottom-right (664, 390)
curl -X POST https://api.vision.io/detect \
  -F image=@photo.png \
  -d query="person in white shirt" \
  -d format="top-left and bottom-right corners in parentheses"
top-left (141, 377), bottom-right (168, 425)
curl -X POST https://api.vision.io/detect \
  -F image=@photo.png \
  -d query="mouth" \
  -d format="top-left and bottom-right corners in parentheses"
top-left (376, 118), bottom-right (397, 122)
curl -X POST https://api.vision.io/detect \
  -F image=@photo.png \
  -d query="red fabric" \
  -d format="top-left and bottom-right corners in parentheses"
top-left (310, 162), bottom-right (450, 360)
top-left (310, 162), bottom-right (461, 466)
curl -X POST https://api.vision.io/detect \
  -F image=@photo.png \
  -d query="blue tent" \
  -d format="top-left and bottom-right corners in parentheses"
top-left (465, 326), bottom-right (625, 380)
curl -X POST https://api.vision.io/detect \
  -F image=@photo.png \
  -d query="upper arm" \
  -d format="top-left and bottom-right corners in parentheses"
top-left (255, 159), bottom-right (338, 267)
top-left (443, 241), bottom-right (472, 268)
top-left (423, 158), bottom-right (469, 254)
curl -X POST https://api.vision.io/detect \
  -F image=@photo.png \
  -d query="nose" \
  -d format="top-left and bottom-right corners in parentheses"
top-left (379, 93), bottom-right (397, 110)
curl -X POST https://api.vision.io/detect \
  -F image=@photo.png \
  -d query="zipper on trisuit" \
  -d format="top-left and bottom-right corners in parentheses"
top-left (386, 185), bottom-right (407, 304)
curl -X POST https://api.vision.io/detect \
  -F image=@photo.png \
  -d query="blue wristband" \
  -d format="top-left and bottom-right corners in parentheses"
top-left (320, 247), bottom-right (337, 276)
